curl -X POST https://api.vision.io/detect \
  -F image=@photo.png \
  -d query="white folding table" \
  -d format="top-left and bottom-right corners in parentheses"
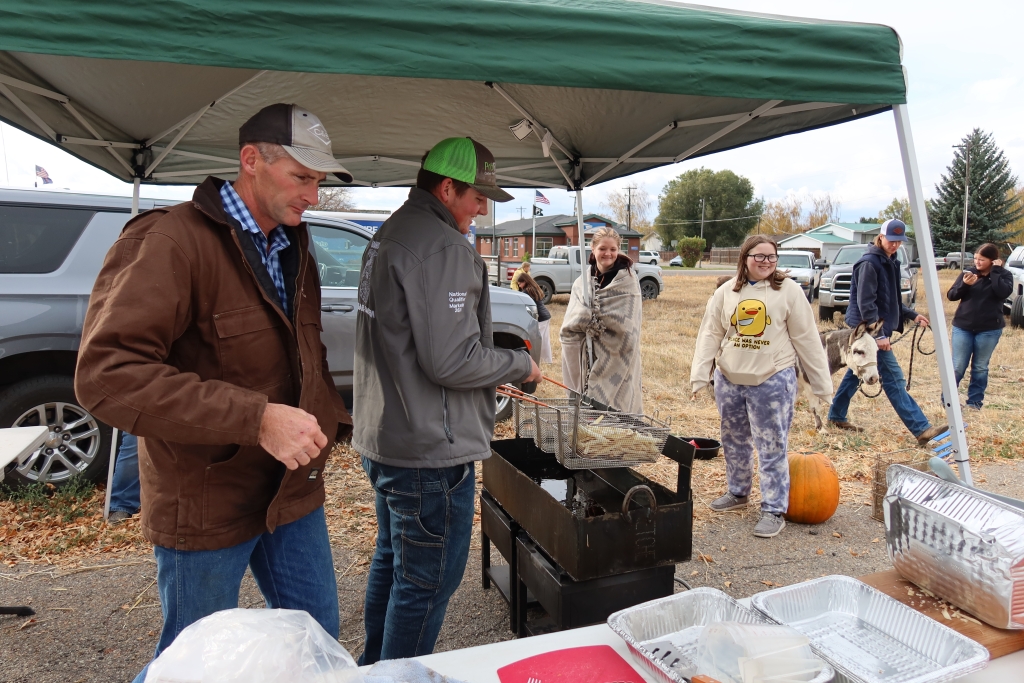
top-left (0, 426), bottom-right (48, 483)
top-left (361, 607), bottom-right (1024, 682)
top-left (0, 425), bottom-right (48, 618)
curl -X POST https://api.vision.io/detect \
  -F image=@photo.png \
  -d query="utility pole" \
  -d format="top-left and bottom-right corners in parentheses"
top-left (517, 206), bottom-right (526, 220)
top-left (624, 184), bottom-right (636, 232)
top-left (698, 198), bottom-right (706, 269)
top-left (957, 140), bottom-right (971, 271)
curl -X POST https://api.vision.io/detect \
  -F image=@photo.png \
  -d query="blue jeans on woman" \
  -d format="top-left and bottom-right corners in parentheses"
top-left (109, 433), bottom-right (141, 515)
top-left (359, 457), bottom-right (475, 665)
top-left (828, 347), bottom-right (931, 437)
top-left (951, 326), bottom-right (1002, 408)
top-left (131, 507), bottom-right (339, 683)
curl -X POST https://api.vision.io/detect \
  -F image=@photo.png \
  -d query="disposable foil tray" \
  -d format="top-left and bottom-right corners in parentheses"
top-left (751, 575), bottom-right (989, 683)
top-left (885, 463), bottom-right (1024, 629)
top-left (607, 588), bottom-right (834, 683)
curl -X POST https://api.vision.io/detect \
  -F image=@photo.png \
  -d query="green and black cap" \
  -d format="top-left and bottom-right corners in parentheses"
top-left (422, 137), bottom-right (514, 203)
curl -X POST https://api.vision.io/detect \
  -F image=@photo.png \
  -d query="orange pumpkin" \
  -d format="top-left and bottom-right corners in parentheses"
top-left (785, 451), bottom-right (840, 524)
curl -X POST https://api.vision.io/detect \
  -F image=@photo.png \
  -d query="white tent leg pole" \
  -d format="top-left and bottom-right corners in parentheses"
top-left (576, 190), bottom-right (584, 242)
top-left (103, 428), bottom-right (118, 521)
top-left (892, 104), bottom-right (972, 485)
top-left (131, 178), bottom-right (140, 217)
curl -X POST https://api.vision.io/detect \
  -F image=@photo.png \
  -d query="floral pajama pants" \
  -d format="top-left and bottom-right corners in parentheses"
top-left (713, 367), bottom-right (797, 515)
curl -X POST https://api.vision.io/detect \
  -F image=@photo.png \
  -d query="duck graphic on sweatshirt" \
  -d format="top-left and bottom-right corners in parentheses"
top-left (731, 298), bottom-right (771, 337)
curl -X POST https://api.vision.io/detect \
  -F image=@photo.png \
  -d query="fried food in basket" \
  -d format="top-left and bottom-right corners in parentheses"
top-left (575, 421), bottom-right (662, 459)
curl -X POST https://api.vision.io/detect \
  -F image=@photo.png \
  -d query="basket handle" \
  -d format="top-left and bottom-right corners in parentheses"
top-left (621, 484), bottom-right (658, 516)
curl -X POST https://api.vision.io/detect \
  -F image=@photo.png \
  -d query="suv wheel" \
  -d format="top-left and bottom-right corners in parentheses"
top-left (496, 384), bottom-right (518, 422)
top-left (818, 304), bottom-right (835, 322)
top-left (0, 376), bottom-right (111, 488)
top-left (640, 278), bottom-right (660, 300)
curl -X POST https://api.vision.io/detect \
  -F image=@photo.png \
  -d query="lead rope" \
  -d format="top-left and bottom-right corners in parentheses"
top-left (857, 324), bottom-right (934, 398)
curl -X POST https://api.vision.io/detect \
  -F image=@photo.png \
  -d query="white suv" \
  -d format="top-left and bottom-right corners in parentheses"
top-left (638, 250), bottom-right (660, 265)
top-left (1005, 245), bottom-right (1024, 327)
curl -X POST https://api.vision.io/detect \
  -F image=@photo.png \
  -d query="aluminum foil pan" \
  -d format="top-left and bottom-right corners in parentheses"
top-left (751, 575), bottom-right (989, 683)
top-left (607, 588), bottom-right (834, 683)
top-left (885, 463), bottom-right (1024, 629)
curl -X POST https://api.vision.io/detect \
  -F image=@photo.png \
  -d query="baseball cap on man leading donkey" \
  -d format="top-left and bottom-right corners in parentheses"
top-left (879, 218), bottom-right (908, 241)
top-left (239, 103), bottom-right (353, 183)
top-left (422, 137), bottom-right (515, 202)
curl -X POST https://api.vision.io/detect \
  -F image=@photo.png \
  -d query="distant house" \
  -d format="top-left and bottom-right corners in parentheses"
top-left (778, 222), bottom-right (916, 262)
top-left (477, 213), bottom-right (644, 261)
top-left (641, 232), bottom-right (664, 252)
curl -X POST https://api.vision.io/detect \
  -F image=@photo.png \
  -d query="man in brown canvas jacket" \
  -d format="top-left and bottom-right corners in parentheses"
top-left (76, 104), bottom-right (352, 682)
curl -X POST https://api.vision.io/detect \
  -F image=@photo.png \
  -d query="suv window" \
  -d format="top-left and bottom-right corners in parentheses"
top-left (0, 205), bottom-right (95, 273)
top-left (309, 224), bottom-right (369, 287)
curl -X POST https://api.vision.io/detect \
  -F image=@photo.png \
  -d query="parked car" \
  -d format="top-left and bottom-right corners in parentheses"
top-left (775, 250), bottom-right (822, 302)
top-left (817, 243), bottom-right (919, 322)
top-left (0, 188), bottom-right (540, 486)
top-left (668, 255), bottom-right (683, 267)
top-left (638, 250), bottom-right (660, 266)
top-left (937, 251), bottom-right (971, 270)
top-left (523, 246), bottom-right (664, 303)
top-left (1004, 245), bottom-right (1024, 328)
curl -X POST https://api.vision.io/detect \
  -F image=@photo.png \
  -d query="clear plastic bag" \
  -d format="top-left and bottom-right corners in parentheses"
top-left (695, 622), bottom-right (823, 683)
top-left (145, 608), bottom-right (361, 683)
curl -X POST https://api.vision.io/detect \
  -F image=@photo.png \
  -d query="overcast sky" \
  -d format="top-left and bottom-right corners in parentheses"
top-left (1, 0), bottom-right (1020, 227)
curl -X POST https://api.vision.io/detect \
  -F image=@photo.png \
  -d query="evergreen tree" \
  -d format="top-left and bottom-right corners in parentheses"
top-left (929, 129), bottom-right (1022, 253)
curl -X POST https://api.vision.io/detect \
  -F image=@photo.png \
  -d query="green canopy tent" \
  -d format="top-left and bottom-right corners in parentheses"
top-left (0, 0), bottom-right (971, 481)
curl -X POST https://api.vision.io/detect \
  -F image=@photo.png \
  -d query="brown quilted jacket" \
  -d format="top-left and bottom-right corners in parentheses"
top-left (76, 177), bottom-right (351, 551)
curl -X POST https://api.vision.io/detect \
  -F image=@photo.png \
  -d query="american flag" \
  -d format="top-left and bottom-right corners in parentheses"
top-left (35, 165), bottom-right (53, 184)
top-left (534, 190), bottom-right (549, 205)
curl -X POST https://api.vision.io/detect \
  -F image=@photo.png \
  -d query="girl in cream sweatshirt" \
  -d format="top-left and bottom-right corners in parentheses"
top-left (690, 236), bottom-right (832, 538)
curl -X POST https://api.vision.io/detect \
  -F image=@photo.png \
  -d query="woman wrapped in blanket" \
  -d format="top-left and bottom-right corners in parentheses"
top-left (690, 236), bottom-right (832, 538)
top-left (559, 227), bottom-right (643, 413)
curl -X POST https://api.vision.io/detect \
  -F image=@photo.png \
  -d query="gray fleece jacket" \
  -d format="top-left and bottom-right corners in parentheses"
top-left (353, 188), bottom-right (532, 468)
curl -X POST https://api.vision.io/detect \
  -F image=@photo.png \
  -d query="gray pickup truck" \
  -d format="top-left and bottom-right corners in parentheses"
top-left (0, 188), bottom-right (539, 487)
top-left (521, 245), bottom-right (664, 303)
top-left (817, 243), bottom-right (919, 323)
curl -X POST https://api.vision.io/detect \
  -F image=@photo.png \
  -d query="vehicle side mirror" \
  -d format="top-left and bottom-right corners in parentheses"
top-left (814, 259), bottom-right (828, 270)
top-left (910, 260), bottom-right (920, 269)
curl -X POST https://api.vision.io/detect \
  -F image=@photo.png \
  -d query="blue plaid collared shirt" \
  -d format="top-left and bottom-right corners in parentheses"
top-left (219, 182), bottom-right (292, 317)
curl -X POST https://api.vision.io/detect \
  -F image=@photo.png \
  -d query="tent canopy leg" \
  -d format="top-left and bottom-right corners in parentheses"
top-left (892, 104), bottom-right (972, 485)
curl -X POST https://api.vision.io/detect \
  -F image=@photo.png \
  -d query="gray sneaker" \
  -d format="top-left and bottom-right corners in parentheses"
top-left (710, 492), bottom-right (749, 512)
top-left (753, 512), bottom-right (786, 538)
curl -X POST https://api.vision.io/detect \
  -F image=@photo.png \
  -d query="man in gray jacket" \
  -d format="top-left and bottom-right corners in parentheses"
top-left (354, 137), bottom-right (540, 663)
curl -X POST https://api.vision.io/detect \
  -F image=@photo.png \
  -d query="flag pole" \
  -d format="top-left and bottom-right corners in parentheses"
top-left (531, 191), bottom-right (536, 263)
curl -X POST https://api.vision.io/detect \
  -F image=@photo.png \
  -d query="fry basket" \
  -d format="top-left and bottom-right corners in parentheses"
top-left (513, 392), bottom-right (669, 469)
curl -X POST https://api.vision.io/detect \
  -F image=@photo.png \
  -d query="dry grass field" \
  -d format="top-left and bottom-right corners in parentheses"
top-left (534, 269), bottom-right (1024, 526)
top-left (4, 269), bottom-right (1022, 565)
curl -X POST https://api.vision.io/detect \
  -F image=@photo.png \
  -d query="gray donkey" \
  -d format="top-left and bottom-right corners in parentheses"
top-left (797, 320), bottom-right (883, 431)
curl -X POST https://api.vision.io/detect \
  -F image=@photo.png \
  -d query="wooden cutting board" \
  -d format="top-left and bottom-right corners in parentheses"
top-left (859, 569), bottom-right (1024, 658)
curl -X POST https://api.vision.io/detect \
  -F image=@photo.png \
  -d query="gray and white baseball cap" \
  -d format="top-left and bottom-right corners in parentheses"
top-left (239, 103), bottom-right (353, 183)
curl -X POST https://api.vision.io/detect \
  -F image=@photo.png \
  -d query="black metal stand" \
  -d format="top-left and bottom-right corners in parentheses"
top-left (0, 606), bottom-right (35, 617)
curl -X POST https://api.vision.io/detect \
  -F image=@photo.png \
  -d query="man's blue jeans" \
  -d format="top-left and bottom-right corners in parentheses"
top-left (131, 507), bottom-right (339, 683)
top-left (109, 433), bottom-right (141, 515)
top-left (952, 326), bottom-right (1002, 408)
top-left (359, 457), bottom-right (475, 665)
top-left (828, 347), bottom-right (931, 437)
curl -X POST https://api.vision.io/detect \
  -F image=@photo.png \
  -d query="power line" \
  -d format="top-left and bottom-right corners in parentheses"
top-left (653, 213), bottom-right (762, 226)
